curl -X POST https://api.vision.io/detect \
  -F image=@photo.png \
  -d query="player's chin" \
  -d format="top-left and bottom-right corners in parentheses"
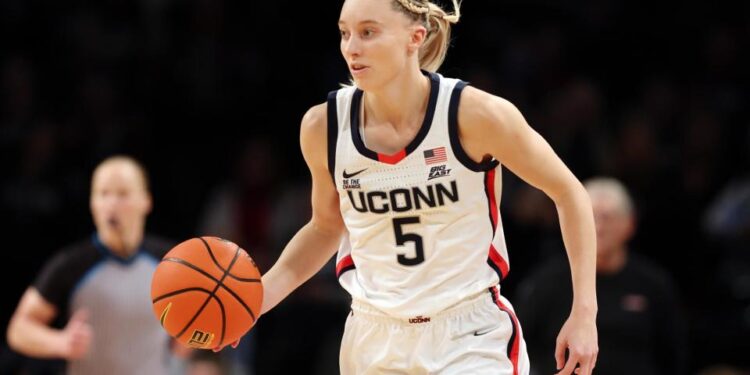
top-left (350, 75), bottom-right (379, 91)
top-left (349, 74), bottom-right (365, 87)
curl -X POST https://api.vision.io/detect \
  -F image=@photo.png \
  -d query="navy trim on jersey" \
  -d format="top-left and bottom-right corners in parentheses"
top-left (349, 71), bottom-right (440, 163)
top-left (448, 81), bottom-right (500, 172)
top-left (490, 287), bottom-right (521, 370)
top-left (338, 264), bottom-right (356, 277)
top-left (327, 90), bottom-right (339, 184)
top-left (92, 233), bottom-right (141, 265)
top-left (487, 259), bottom-right (503, 282)
top-left (142, 252), bottom-right (160, 265)
top-left (336, 254), bottom-right (356, 278)
top-left (349, 89), bottom-right (377, 160)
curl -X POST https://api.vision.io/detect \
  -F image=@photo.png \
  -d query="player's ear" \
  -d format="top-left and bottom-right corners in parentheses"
top-left (623, 214), bottom-right (636, 241)
top-left (143, 191), bottom-right (153, 215)
top-left (407, 25), bottom-right (427, 55)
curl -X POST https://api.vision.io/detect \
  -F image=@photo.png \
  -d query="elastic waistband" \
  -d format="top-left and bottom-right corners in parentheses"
top-left (350, 287), bottom-right (497, 325)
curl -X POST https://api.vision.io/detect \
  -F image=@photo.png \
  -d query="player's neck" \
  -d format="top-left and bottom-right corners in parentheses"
top-left (99, 229), bottom-right (143, 258)
top-left (364, 68), bottom-right (430, 130)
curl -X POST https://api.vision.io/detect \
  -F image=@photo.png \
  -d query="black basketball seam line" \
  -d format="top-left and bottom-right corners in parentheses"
top-left (198, 237), bottom-right (260, 281)
top-left (164, 256), bottom-right (260, 283)
top-left (198, 237), bottom-right (228, 273)
top-left (173, 247), bottom-right (240, 340)
top-left (152, 287), bottom-right (212, 304)
top-left (156, 292), bottom-right (225, 347)
top-left (174, 290), bottom-right (215, 340)
top-left (151, 288), bottom-right (231, 348)
top-left (175, 245), bottom-right (242, 340)
top-left (226, 273), bottom-right (261, 282)
top-left (227, 244), bottom-right (257, 322)
top-left (162, 257), bottom-right (221, 283)
top-left (159, 258), bottom-right (259, 321)
top-left (213, 293), bottom-right (226, 348)
top-left (162, 257), bottom-right (260, 284)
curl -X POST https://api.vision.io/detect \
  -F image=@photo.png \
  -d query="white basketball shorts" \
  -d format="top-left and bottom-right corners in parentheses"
top-left (339, 286), bottom-right (530, 375)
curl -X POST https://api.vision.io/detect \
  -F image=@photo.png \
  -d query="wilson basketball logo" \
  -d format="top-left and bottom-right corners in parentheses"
top-left (187, 329), bottom-right (215, 348)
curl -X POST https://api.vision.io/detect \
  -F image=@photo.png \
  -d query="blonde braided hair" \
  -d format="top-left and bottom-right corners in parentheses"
top-left (392, 0), bottom-right (462, 72)
top-left (394, 0), bottom-right (430, 15)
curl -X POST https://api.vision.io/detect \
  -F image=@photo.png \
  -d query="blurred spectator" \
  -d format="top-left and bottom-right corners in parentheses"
top-left (696, 364), bottom-right (750, 375)
top-left (697, 128), bottom-right (750, 370)
top-left (198, 138), bottom-right (277, 273)
top-left (704, 171), bottom-right (750, 249)
top-left (252, 180), bottom-right (347, 375)
top-left (0, 57), bottom-right (35, 141)
top-left (198, 139), bottom-right (347, 374)
top-left (538, 78), bottom-right (607, 178)
top-left (515, 177), bottom-right (687, 375)
top-left (197, 138), bottom-right (279, 374)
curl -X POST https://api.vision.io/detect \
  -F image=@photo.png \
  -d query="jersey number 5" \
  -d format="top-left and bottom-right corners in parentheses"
top-left (393, 217), bottom-right (424, 266)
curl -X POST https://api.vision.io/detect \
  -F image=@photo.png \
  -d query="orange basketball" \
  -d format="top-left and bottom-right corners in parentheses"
top-left (150, 237), bottom-right (263, 349)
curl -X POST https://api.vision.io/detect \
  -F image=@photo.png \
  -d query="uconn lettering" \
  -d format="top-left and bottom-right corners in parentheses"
top-left (346, 180), bottom-right (459, 214)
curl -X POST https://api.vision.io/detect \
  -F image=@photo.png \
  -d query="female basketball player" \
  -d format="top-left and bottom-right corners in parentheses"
top-left (227, 1), bottom-right (598, 374)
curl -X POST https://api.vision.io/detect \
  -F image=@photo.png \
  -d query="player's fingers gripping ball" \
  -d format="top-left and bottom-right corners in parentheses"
top-left (151, 237), bottom-right (263, 349)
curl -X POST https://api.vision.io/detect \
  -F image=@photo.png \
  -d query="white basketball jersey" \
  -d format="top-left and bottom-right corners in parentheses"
top-left (328, 72), bottom-right (511, 318)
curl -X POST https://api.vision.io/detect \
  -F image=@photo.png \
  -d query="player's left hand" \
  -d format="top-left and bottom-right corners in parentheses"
top-left (554, 311), bottom-right (598, 375)
top-left (212, 339), bottom-right (239, 352)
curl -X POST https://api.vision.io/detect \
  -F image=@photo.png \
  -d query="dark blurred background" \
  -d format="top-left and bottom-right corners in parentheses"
top-left (1, 0), bottom-right (748, 374)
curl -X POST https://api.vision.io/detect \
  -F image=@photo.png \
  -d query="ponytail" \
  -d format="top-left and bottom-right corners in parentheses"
top-left (393, 0), bottom-right (461, 72)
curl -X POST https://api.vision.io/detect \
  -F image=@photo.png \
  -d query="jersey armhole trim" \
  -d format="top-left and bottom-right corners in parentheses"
top-left (448, 81), bottom-right (500, 172)
top-left (327, 90), bottom-right (339, 184)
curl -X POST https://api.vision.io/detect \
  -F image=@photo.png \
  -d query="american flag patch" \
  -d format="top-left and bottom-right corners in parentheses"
top-left (423, 147), bottom-right (447, 165)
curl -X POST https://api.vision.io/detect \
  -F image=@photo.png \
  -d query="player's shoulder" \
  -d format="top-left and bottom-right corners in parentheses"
top-left (41, 236), bottom-right (102, 273)
top-left (303, 85), bottom-right (357, 132)
top-left (301, 102), bottom-right (328, 132)
top-left (454, 83), bottom-right (521, 131)
top-left (299, 102), bottom-right (329, 162)
top-left (33, 238), bottom-right (101, 308)
top-left (55, 237), bottom-right (100, 261)
top-left (142, 234), bottom-right (178, 259)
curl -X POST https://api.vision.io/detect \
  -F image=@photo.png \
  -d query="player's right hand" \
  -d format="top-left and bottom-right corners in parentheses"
top-left (60, 309), bottom-right (93, 359)
top-left (212, 339), bottom-right (239, 352)
top-left (554, 311), bottom-right (598, 375)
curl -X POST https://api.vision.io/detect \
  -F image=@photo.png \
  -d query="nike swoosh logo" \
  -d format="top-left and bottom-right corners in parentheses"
top-left (473, 328), bottom-right (494, 336)
top-left (159, 302), bottom-right (172, 327)
top-left (343, 168), bottom-right (368, 179)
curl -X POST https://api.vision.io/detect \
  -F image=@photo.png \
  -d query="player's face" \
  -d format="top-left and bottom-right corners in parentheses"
top-left (591, 193), bottom-right (634, 257)
top-left (90, 162), bottom-right (152, 239)
top-left (339, 0), bottom-right (422, 90)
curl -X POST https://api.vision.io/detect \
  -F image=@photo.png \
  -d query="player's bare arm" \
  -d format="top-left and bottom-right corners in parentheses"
top-left (458, 86), bottom-right (599, 375)
top-left (260, 103), bottom-right (346, 315)
top-left (7, 288), bottom-right (92, 359)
